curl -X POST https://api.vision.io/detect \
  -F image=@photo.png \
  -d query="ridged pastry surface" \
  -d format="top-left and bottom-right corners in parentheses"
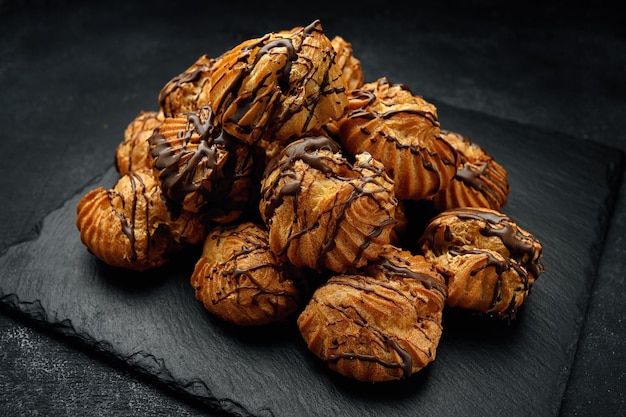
top-left (209, 20), bottom-right (348, 146)
top-left (76, 169), bottom-right (204, 271)
top-left (191, 222), bottom-right (301, 325)
top-left (331, 35), bottom-right (364, 91)
top-left (115, 111), bottom-right (163, 176)
top-left (260, 136), bottom-right (398, 273)
top-left (433, 130), bottom-right (510, 211)
top-left (297, 245), bottom-right (446, 382)
top-left (419, 207), bottom-right (544, 319)
top-left (338, 77), bottom-right (458, 200)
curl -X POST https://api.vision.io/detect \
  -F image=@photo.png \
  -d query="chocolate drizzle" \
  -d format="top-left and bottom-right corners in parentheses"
top-left (422, 208), bottom-right (543, 275)
top-left (214, 226), bottom-right (298, 313)
top-left (313, 269), bottom-right (442, 380)
top-left (327, 336), bottom-right (414, 379)
top-left (456, 162), bottom-right (489, 190)
top-left (438, 130), bottom-right (510, 209)
top-left (261, 136), bottom-right (397, 272)
top-left (111, 171), bottom-right (149, 263)
top-left (211, 19), bottom-right (345, 145)
top-left (158, 55), bottom-right (213, 117)
top-left (420, 207), bottom-right (544, 318)
top-left (261, 136), bottom-right (340, 221)
top-left (346, 80), bottom-right (439, 126)
top-left (373, 256), bottom-right (448, 296)
top-left (149, 105), bottom-right (257, 220)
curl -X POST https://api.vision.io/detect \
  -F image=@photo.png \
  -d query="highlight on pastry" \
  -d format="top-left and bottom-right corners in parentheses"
top-left (433, 130), bottom-right (510, 211)
top-left (259, 136), bottom-right (398, 273)
top-left (76, 169), bottom-right (205, 271)
top-left (115, 110), bottom-right (163, 176)
top-left (419, 207), bottom-right (544, 320)
top-left (191, 222), bottom-right (301, 326)
top-left (337, 77), bottom-right (458, 201)
top-left (297, 245), bottom-right (447, 382)
top-left (331, 35), bottom-right (364, 91)
top-left (149, 105), bottom-right (258, 223)
top-left (209, 19), bottom-right (348, 147)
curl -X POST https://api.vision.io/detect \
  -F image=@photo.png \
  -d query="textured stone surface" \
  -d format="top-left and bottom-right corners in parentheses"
top-left (1, 1), bottom-right (625, 416)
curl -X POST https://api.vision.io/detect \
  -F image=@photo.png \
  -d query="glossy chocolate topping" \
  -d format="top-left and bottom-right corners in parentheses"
top-left (421, 208), bottom-right (544, 279)
top-left (372, 255), bottom-right (448, 296)
top-left (212, 20), bottom-right (345, 144)
top-left (440, 130), bottom-right (510, 204)
top-left (261, 136), bottom-right (397, 272)
top-left (113, 171), bottom-right (149, 263)
top-left (150, 105), bottom-right (256, 220)
top-left (261, 136), bottom-right (341, 221)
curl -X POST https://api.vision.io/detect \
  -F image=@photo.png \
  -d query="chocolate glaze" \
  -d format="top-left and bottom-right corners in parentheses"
top-left (346, 79), bottom-right (438, 126)
top-left (456, 162), bottom-right (488, 191)
top-left (342, 80), bottom-right (457, 198)
top-left (441, 130), bottom-right (510, 205)
top-left (422, 208), bottom-right (543, 277)
top-left (261, 136), bottom-right (397, 272)
top-left (208, 225), bottom-right (299, 316)
top-left (150, 106), bottom-right (256, 221)
top-left (158, 55), bottom-right (213, 116)
top-left (262, 136), bottom-right (340, 221)
top-left (213, 20), bottom-right (345, 144)
top-left (373, 256), bottom-right (447, 296)
top-left (320, 274), bottom-right (436, 379)
top-left (151, 106), bottom-right (219, 199)
top-left (112, 171), bottom-right (148, 263)
top-left (327, 336), bottom-right (414, 379)
top-left (420, 208), bottom-right (544, 317)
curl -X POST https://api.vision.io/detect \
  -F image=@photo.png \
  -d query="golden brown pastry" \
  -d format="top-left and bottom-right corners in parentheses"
top-left (297, 245), bottom-right (447, 382)
top-left (209, 20), bottom-right (348, 146)
top-left (158, 54), bottom-right (214, 118)
top-left (337, 77), bottom-right (458, 200)
top-left (311, 35), bottom-right (364, 140)
top-left (149, 105), bottom-right (258, 223)
top-left (259, 136), bottom-right (398, 273)
top-left (76, 169), bottom-right (205, 271)
top-left (433, 130), bottom-right (510, 211)
top-left (419, 207), bottom-right (544, 320)
top-left (191, 222), bottom-right (301, 325)
top-left (331, 35), bottom-right (364, 91)
top-left (115, 111), bottom-right (163, 176)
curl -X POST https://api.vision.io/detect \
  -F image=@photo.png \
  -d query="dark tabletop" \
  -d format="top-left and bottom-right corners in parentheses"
top-left (1, 1), bottom-right (625, 416)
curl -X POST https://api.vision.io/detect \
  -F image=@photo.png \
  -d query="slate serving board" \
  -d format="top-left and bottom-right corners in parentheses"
top-left (1, 2), bottom-right (625, 416)
top-left (1, 99), bottom-right (623, 416)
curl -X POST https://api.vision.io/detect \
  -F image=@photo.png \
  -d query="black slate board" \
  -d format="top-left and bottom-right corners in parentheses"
top-left (2, 1), bottom-right (625, 415)
top-left (0, 100), bottom-right (623, 416)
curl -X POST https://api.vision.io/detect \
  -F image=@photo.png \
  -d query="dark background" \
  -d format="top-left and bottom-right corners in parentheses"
top-left (1, 1), bottom-right (624, 415)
